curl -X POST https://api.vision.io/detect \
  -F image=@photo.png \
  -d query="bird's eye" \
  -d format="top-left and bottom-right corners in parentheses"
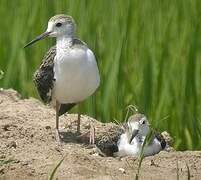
top-left (142, 121), bottom-right (145, 124)
top-left (56, 22), bottom-right (62, 27)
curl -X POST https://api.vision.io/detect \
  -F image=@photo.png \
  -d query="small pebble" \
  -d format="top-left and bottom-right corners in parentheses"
top-left (55, 146), bottom-right (62, 152)
top-left (3, 124), bottom-right (10, 131)
top-left (92, 153), bottom-right (99, 156)
top-left (10, 166), bottom-right (15, 170)
top-left (45, 126), bottom-right (51, 130)
top-left (0, 154), bottom-right (6, 159)
top-left (0, 167), bottom-right (5, 174)
top-left (150, 159), bottom-right (159, 167)
top-left (22, 161), bottom-right (29, 166)
top-left (7, 141), bottom-right (17, 148)
top-left (119, 167), bottom-right (126, 174)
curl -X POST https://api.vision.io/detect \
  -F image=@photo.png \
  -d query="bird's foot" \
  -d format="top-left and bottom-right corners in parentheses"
top-left (76, 122), bottom-right (96, 147)
top-left (89, 124), bottom-right (95, 145)
top-left (76, 131), bottom-right (95, 148)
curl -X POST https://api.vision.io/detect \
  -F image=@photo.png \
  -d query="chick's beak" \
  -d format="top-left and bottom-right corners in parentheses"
top-left (24, 31), bottom-right (51, 48)
top-left (129, 129), bottom-right (139, 144)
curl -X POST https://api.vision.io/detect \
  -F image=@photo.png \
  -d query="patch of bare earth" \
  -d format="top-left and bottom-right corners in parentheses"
top-left (0, 89), bottom-right (201, 180)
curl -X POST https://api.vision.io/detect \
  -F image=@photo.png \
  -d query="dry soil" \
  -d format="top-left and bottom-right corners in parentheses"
top-left (0, 89), bottom-right (201, 180)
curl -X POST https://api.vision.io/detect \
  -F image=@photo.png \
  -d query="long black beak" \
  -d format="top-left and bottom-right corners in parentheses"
top-left (129, 129), bottom-right (139, 144)
top-left (24, 31), bottom-right (51, 48)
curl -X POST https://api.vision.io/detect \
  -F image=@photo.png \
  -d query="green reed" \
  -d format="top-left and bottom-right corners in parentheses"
top-left (0, 0), bottom-right (200, 150)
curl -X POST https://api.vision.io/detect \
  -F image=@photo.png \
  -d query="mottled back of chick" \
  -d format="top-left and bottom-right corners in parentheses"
top-left (96, 126), bottom-right (124, 156)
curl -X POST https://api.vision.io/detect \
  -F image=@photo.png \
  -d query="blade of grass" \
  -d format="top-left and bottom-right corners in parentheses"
top-left (135, 129), bottom-right (153, 180)
top-left (124, 105), bottom-right (139, 123)
top-left (0, 159), bottom-right (15, 166)
top-left (48, 156), bottom-right (66, 180)
top-left (186, 162), bottom-right (191, 180)
top-left (0, 70), bottom-right (4, 80)
top-left (176, 160), bottom-right (179, 180)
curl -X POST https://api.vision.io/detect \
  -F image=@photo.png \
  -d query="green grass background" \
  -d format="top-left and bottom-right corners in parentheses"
top-left (0, 0), bottom-right (200, 150)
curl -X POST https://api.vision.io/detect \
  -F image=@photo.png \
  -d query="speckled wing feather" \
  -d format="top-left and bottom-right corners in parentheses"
top-left (33, 46), bottom-right (56, 104)
top-left (33, 45), bottom-right (77, 116)
top-left (154, 131), bottom-right (166, 149)
top-left (96, 126), bottom-right (124, 156)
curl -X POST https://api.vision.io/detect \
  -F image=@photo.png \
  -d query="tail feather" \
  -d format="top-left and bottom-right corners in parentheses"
top-left (58, 103), bottom-right (76, 116)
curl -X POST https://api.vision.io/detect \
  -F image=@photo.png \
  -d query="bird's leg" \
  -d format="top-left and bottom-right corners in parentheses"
top-left (89, 122), bottom-right (95, 145)
top-left (76, 121), bottom-right (95, 147)
top-left (77, 105), bottom-right (81, 134)
top-left (55, 101), bottom-right (61, 144)
top-left (77, 113), bottom-right (81, 133)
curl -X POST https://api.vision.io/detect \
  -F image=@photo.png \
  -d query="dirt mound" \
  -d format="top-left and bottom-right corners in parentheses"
top-left (0, 89), bottom-right (201, 180)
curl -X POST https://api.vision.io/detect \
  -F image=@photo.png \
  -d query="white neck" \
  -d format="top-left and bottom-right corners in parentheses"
top-left (56, 36), bottom-right (73, 50)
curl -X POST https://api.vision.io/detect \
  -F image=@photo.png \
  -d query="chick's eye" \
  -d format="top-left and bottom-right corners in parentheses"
top-left (56, 22), bottom-right (62, 27)
top-left (142, 121), bottom-right (145, 124)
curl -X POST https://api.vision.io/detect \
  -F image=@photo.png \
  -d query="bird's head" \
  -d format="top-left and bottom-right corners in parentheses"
top-left (24, 14), bottom-right (76, 48)
top-left (125, 113), bottom-right (150, 143)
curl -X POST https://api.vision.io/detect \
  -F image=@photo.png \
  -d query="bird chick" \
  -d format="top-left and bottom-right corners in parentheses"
top-left (115, 113), bottom-right (166, 157)
top-left (95, 113), bottom-right (168, 157)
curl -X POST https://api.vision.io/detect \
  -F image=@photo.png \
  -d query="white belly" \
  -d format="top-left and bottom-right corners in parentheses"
top-left (53, 48), bottom-right (100, 103)
top-left (143, 138), bottom-right (162, 156)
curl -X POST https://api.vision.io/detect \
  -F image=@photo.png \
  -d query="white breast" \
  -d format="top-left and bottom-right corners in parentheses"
top-left (53, 47), bottom-right (100, 103)
top-left (116, 134), bottom-right (141, 157)
top-left (116, 134), bottom-right (162, 157)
